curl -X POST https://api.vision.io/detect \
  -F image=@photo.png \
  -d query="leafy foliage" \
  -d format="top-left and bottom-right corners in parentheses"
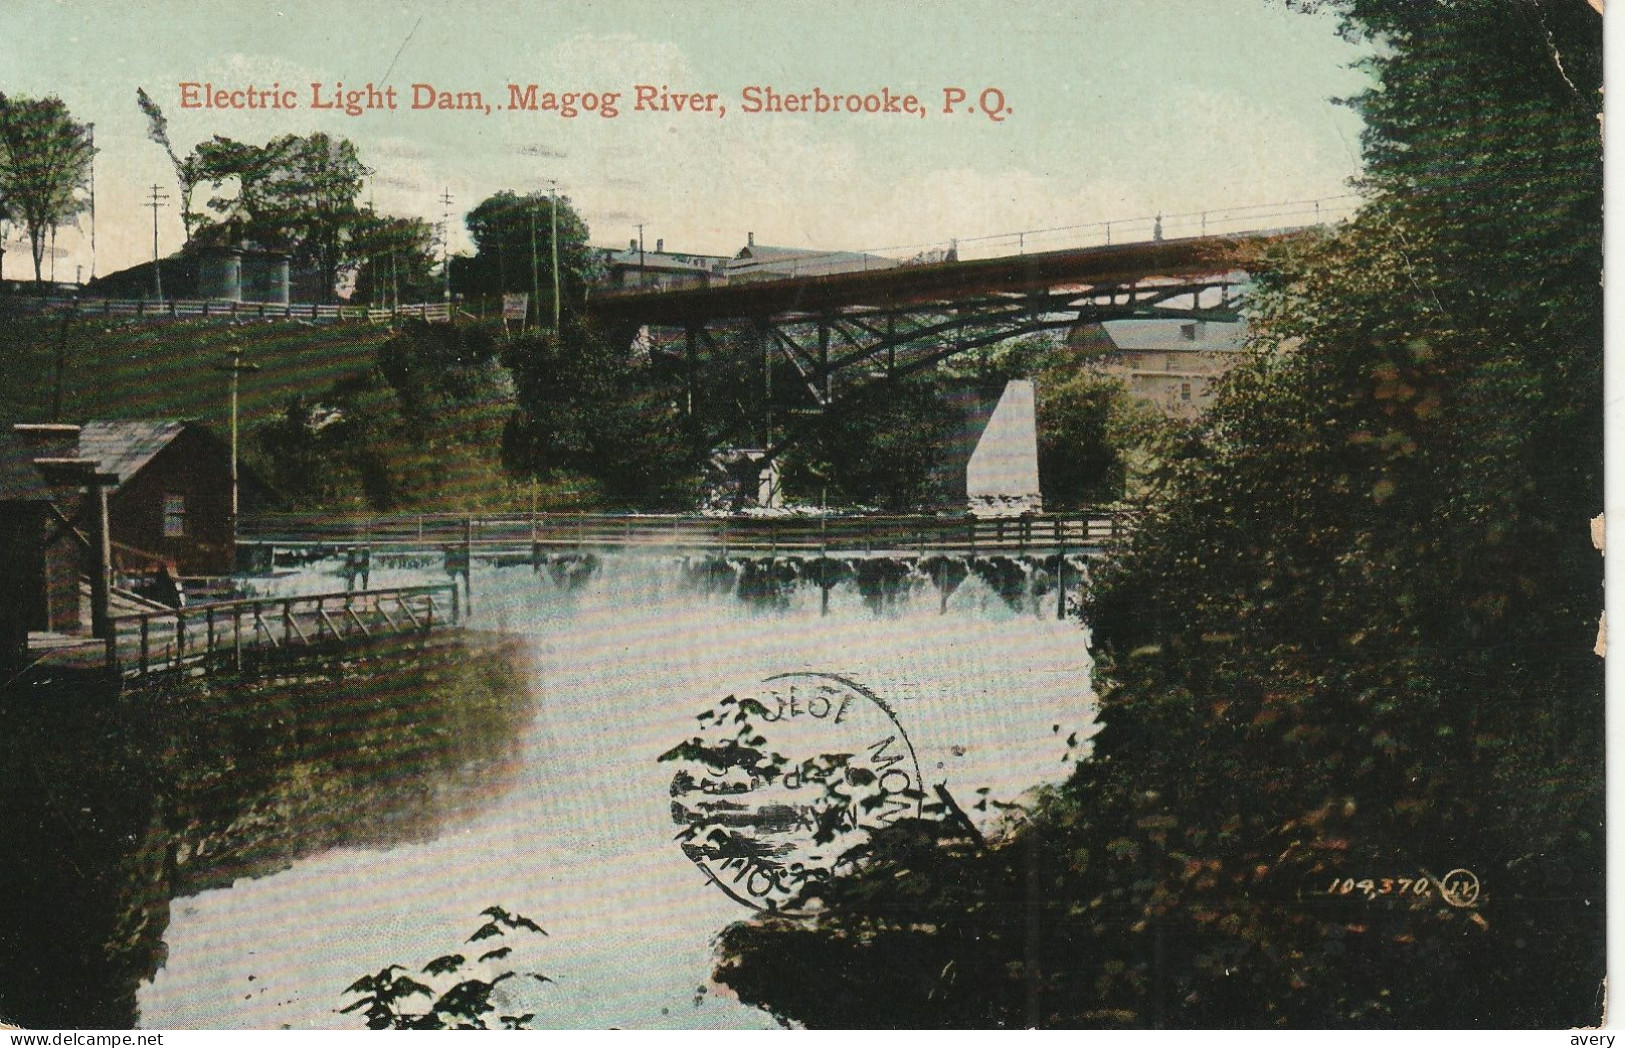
top-left (787, 374), bottom-right (959, 511)
top-left (711, 0), bottom-right (1603, 1028)
top-left (502, 325), bottom-right (700, 508)
top-left (455, 190), bottom-right (599, 324)
top-left (339, 907), bottom-right (550, 1030)
top-left (188, 132), bottom-right (369, 301)
top-left (135, 88), bottom-right (204, 244)
top-left (251, 322), bottom-right (520, 510)
top-left (0, 93), bottom-right (95, 283)
top-left (349, 211), bottom-right (440, 306)
top-left (1037, 369), bottom-right (1184, 509)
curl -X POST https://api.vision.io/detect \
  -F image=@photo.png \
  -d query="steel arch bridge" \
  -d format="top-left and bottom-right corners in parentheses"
top-left (586, 230), bottom-right (1304, 460)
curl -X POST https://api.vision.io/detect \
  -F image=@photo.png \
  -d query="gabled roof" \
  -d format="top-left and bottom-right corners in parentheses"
top-left (1104, 319), bottom-right (1247, 352)
top-left (729, 245), bottom-right (900, 278)
top-left (599, 247), bottom-right (730, 274)
top-left (733, 244), bottom-right (816, 261)
top-left (77, 420), bottom-right (191, 485)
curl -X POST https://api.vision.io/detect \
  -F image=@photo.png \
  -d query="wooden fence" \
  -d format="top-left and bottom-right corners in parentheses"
top-left (238, 511), bottom-right (1131, 558)
top-left (105, 583), bottom-right (460, 683)
top-left (22, 297), bottom-right (454, 324)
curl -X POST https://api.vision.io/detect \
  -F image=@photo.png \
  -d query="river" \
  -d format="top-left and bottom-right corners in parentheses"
top-left (38, 554), bottom-right (1098, 1029)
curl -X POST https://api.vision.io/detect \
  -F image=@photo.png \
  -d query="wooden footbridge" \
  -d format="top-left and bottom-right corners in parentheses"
top-left (23, 583), bottom-right (462, 687)
top-left (237, 510), bottom-right (1130, 561)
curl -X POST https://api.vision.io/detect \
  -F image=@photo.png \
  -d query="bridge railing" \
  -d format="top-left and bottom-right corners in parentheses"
top-left (105, 583), bottom-right (460, 683)
top-left (237, 511), bottom-right (1132, 556)
top-left (941, 195), bottom-right (1362, 263)
top-left (592, 194), bottom-right (1364, 293)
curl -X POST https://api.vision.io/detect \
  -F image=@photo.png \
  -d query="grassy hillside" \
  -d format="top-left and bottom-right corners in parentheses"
top-left (0, 315), bottom-right (396, 432)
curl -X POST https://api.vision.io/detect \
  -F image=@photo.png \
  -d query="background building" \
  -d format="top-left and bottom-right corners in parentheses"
top-left (1070, 318), bottom-right (1249, 420)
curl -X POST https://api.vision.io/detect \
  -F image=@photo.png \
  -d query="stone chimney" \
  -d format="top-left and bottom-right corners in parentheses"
top-left (656, 238), bottom-right (663, 253)
top-left (747, 231), bottom-right (755, 247)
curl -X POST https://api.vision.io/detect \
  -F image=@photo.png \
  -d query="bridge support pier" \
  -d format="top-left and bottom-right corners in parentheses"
top-left (1056, 543), bottom-right (1067, 621)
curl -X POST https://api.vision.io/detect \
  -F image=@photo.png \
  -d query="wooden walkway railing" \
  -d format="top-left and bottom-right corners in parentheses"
top-left (105, 583), bottom-right (460, 684)
top-left (19, 297), bottom-right (455, 324)
top-left (238, 511), bottom-right (1132, 558)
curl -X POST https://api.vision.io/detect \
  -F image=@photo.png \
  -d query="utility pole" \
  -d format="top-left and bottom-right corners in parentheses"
top-left (87, 123), bottom-right (96, 281)
top-left (439, 187), bottom-right (453, 302)
top-left (529, 199), bottom-right (540, 332)
top-left (213, 348), bottom-right (262, 526)
top-left (146, 183), bottom-right (168, 300)
top-left (549, 181), bottom-right (560, 329)
top-left (636, 222), bottom-right (645, 287)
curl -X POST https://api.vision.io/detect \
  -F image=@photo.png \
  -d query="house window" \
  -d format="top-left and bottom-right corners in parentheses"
top-left (1181, 382), bottom-right (1192, 402)
top-left (163, 494), bottom-right (186, 538)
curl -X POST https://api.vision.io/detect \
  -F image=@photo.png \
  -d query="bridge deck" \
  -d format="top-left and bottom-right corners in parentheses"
top-left (588, 232), bottom-right (1289, 326)
top-left (239, 511), bottom-right (1130, 559)
top-left (82, 584), bottom-right (463, 685)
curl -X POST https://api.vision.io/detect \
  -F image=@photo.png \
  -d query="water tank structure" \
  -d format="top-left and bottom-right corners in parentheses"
top-left (965, 379), bottom-right (1043, 517)
top-left (196, 245), bottom-right (244, 301)
top-left (242, 251), bottom-right (291, 304)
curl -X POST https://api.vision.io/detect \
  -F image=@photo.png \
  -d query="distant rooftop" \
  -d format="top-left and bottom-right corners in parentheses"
top-left (598, 241), bottom-right (731, 275)
top-left (729, 236), bottom-right (900, 280)
top-left (1103, 318), bottom-right (1247, 352)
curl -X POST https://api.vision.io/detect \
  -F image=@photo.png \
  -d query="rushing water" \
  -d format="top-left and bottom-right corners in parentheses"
top-left (113, 553), bottom-right (1097, 1029)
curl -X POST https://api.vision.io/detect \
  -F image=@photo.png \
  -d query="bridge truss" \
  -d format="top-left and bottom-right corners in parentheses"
top-left (589, 232), bottom-right (1288, 461)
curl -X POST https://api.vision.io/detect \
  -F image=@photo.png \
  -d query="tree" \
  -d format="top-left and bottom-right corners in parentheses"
top-left (501, 324), bottom-right (699, 508)
top-left (0, 180), bottom-right (11, 280)
top-left (350, 211), bottom-right (439, 306)
top-left (787, 374), bottom-right (957, 511)
top-left (458, 190), bottom-right (598, 325)
top-left (712, 0), bottom-right (1603, 1028)
top-left (0, 94), bottom-right (95, 284)
top-left (1035, 370), bottom-right (1177, 508)
top-left (135, 88), bottom-right (203, 244)
top-left (189, 132), bottom-right (369, 301)
top-left (251, 323), bottom-right (516, 511)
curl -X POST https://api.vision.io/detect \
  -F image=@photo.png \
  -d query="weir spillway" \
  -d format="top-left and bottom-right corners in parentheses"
top-left (253, 549), bottom-right (1094, 623)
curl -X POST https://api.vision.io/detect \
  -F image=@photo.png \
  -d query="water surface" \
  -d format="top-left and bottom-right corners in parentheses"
top-left (134, 555), bottom-right (1097, 1029)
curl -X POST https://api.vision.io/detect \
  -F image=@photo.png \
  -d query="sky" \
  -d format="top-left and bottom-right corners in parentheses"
top-left (0, 0), bottom-right (1374, 283)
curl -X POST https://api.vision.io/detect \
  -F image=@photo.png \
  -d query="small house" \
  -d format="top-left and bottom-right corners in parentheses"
top-left (76, 420), bottom-right (249, 577)
top-left (597, 239), bottom-right (732, 291)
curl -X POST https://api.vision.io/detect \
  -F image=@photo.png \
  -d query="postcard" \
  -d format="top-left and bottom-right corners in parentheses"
top-left (0, 0), bottom-right (1606, 1033)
